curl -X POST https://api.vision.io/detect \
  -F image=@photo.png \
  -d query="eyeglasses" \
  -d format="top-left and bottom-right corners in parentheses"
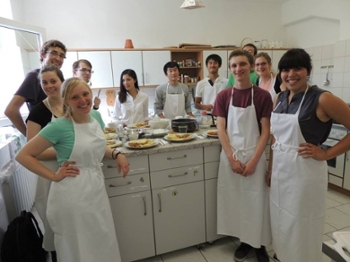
top-left (46, 50), bottom-right (66, 59)
top-left (76, 68), bottom-right (94, 74)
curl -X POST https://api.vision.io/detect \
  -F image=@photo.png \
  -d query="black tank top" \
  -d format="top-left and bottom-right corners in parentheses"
top-left (274, 85), bottom-right (332, 145)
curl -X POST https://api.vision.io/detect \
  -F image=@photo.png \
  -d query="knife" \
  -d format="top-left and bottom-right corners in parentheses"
top-left (97, 89), bottom-right (101, 98)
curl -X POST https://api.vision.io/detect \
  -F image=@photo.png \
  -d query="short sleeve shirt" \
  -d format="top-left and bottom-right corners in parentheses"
top-left (212, 86), bottom-right (272, 131)
top-left (15, 69), bottom-right (47, 111)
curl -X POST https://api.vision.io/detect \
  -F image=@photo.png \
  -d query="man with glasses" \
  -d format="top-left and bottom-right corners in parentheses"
top-left (4, 39), bottom-right (67, 135)
top-left (72, 59), bottom-right (101, 110)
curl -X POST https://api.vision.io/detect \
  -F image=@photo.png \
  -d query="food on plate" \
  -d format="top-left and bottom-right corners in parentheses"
top-left (128, 139), bottom-right (156, 148)
top-left (167, 133), bottom-right (192, 140)
top-left (207, 130), bottom-right (218, 136)
top-left (104, 133), bottom-right (117, 140)
top-left (133, 122), bottom-right (148, 128)
top-left (106, 140), bottom-right (122, 148)
top-left (104, 127), bottom-right (116, 133)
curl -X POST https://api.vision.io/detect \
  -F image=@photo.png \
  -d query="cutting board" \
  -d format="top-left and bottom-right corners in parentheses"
top-left (333, 231), bottom-right (350, 262)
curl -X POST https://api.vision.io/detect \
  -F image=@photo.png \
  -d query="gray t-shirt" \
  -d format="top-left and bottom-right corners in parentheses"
top-left (154, 82), bottom-right (192, 116)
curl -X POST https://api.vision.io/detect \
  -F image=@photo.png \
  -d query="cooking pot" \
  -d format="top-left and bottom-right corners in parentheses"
top-left (171, 118), bottom-right (198, 133)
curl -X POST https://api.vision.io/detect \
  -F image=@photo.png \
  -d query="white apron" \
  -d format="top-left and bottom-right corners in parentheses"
top-left (202, 80), bottom-right (218, 106)
top-left (270, 88), bottom-right (328, 262)
top-left (217, 87), bottom-right (271, 248)
top-left (163, 83), bottom-right (185, 119)
top-left (46, 118), bottom-right (121, 262)
top-left (35, 113), bottom-right (58, 251)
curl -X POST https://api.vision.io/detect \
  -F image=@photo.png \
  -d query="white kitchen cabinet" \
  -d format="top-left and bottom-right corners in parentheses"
top-left (110, 51), bottom-right (143, 87)
top-left (78, 51), bottom-right (113, 88)
top-left (202, 50), bottom-right (229, 78)
top-left (109, 191), bottom-right (155, 262)
top-left (142, 51), bottom-right (170, 86)
top-left (343, 151), bottom-right (350, 191)
top-left (152, 181), bottom-right (205, 255)
top-left (60, 51), bottom-right (78, 79)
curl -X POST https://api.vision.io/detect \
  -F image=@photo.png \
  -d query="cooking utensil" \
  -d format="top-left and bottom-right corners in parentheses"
top-left (97, 89), bottom-right (101, 98)
top-left (171, 119), bottom-right (198, 133)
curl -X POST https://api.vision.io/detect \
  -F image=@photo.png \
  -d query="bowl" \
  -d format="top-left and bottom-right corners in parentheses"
top-left (171, 119), bottom-right (198, 133)
top-left (152, 129), bottom-right (168, 138)
top-left (149, 118), bottom-right (170, 129)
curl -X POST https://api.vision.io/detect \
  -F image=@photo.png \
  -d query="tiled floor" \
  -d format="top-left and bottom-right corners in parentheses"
top-left (33, 189), bottom-right (350, 262)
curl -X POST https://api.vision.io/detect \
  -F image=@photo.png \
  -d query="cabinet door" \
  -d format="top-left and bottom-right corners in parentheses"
top-left (272, 50), bottom-right (287, 73)
top-left (111, 51), bottom-right (143, 87)
top-left (205, 178), bottom-right (225, 242)
top-left (60, 51), bottom-right (78, 80)
top-left (152, 181), bottom-right (205, 255)
top-left (203, 50), bottom-right (228, 78)
top-left (78, 51), bottom-right (113, 87)
top-left (343, 152), bottom-right (350, 190)
top-left (142, 51), bottom-right (170, 86)
top-left (109, 191), bottom-right (155, 262)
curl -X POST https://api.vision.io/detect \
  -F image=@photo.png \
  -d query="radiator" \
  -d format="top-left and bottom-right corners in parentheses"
top-left (1, 133), bottom-right (38, 222)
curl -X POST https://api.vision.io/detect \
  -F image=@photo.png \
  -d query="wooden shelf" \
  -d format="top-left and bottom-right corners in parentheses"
top-left (180, 67), bottom-right (201, 69)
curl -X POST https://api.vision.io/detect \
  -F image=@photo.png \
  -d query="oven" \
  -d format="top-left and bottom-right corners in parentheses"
top-left (322, 124), bottom-right (349, 187)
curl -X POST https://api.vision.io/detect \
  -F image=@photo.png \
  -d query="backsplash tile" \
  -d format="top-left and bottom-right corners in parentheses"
top-left (333, 40), bottom-right (346, 58)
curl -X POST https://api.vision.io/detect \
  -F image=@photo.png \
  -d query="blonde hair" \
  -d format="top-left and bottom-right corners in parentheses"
top-left (61, 77), bottom-right (92, 119)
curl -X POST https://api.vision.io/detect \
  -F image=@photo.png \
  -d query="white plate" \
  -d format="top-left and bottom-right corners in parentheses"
top-left (106, 140), bottom-right (122, 148)
top-left (164, 134), bottom-right (195, 142)
top-left (105, 133), bottom-right (117, 140)
top-left (206, 130), bottom-right (218, 138)
top-left (125, 139), bottom-right (158, 149)
top-left (152, 129), bottom-right (168, 138)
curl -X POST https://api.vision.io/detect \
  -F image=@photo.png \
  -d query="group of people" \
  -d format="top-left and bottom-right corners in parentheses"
top-left (213, 47), bottom-right (350, 262)
top-left (4, 39), bottom-right (350, 262)
top-left (5, 40), bottom-right (129, 262)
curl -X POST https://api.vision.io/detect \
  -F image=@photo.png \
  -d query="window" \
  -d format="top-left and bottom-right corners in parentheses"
top-left (0, 17), bottom-right (45, 126)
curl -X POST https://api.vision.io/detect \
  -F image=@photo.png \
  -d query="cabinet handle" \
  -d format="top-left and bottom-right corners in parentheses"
top-left (109, 181), bottom-right (132, 187)
top-left (157, 193), bottom-right (162, 212)
top-left (167, 154), bottom-right (187, 160)
top-left (142, 196), bottom-right (147, 216)
top-left (168, 172), bottom-right (188, 178)
top-left (107, 165), bottom-right (146, 173)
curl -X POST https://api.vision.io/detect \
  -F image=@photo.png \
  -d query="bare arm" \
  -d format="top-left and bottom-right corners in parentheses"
top-left (217, 116), bottom-right (245, 174)
top-left (299, 92), bottom-right (350, 160)
top-left (4, 95), bottom-right (27, 135)
top-left (16, 135), bottom-right (79, 182)
top-left (195, 97), bottom-right (213, 111)
top-left (104, 147), bottom-right (129, 178)
top-left (26, 120), bottom-right (57, 161)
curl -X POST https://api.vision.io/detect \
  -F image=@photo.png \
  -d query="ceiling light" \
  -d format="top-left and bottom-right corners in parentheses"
top-left (180, 0), bottom-right (205, 10)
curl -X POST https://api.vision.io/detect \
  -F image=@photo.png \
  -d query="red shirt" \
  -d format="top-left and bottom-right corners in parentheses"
top-left (212, 86), bottom-right (272, 131)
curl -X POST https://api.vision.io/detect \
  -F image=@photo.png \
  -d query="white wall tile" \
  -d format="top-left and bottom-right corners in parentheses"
top-left (344, 57), bottom-right (350, 72)
top-left (346, 40), bottom-right (350, 56)
top-left (344, 73), bottom-right (350, 88)
top-left (305, 47), bottom-right (313, 57)
top-left (329, 87), bottom-right (343, 100)
top-left (322, 45), bottom-right (333, 59)
top-left (333, 57), bottom-right (345, 73)
top-left (331, 72), bottom-right (344, 88)
top-left (312, 60), bottom-right (321, 73)
top-left (341, 87), bottom-right (350, 102)
top-left (333, 40), bottom-right (346, 57)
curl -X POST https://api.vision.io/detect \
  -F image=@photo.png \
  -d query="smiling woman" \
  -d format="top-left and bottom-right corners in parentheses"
top-left (0, 17), bottom-right (45, 126)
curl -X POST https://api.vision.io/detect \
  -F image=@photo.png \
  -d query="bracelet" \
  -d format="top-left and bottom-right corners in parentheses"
top-left (112, 148), bottom-right (117, 159)
top-left (115, 151), bottom-right (123, 159)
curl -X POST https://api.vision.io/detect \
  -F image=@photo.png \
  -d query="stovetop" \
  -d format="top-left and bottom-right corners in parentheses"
top-left (328, 124), bottom-right (349, 140)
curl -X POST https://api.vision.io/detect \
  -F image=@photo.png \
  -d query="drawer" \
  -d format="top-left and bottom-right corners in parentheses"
top-left (328, 174), bottom-right (343, 188)
top-left (149, 148), bottom-right (203, 172)
top-left (204, 161), bottom-right (219, 180)
top-left (105, 173), bottom-right (150, 197)
top-left (103, 155), bottom-right (149, 178)
top-left (151, 165), bottom-right (204, 189)
top-left (204, 145), bottom-right (221, 163)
